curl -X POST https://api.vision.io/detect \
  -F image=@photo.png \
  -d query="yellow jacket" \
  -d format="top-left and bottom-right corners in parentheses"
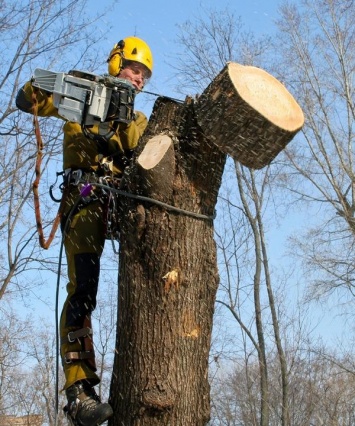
top-left (16, 81), bottom-right (148, 176)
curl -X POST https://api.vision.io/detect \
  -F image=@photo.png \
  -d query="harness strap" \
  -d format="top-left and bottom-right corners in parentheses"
top-left (64, 351), bottom-right (95, 364)
top-left (64, 327), bottom-right (93, 344)
top-left (32, 89), bottom-right (63, 249)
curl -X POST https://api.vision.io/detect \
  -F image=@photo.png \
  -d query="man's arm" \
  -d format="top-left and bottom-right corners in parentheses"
top-left (16, 81), bottom-right (61, 118)
top-left (119, 111), bottom-right (148, 151)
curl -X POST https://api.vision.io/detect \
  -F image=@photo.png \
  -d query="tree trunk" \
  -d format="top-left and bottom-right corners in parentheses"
top-left (109, 97), bottom-right (226, 425)
top-left (109, 62), bottom-right (303, 425)
top-left (196, 62), bottom-right (304, 169)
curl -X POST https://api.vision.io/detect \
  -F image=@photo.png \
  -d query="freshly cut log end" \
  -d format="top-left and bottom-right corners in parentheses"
top-left (228, 62), bottom-right (304, 132)
top-left (196, 62), bottom-right (305, 169)
top-left (138, 134), bottom-right (173, 170)
top-left (137, 134), bottom-right (175, 202)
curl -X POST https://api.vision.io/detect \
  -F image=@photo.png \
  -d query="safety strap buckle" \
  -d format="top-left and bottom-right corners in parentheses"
top-left (70, 169), bottom-right (83, 186)
top-left (64, 168), bottom-right (83, 186)
top-left (67, 327), bottom-right (93, 343)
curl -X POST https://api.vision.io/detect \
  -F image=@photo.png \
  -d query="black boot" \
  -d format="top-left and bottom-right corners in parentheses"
top-left (64, 381), bottom-right (113, 426)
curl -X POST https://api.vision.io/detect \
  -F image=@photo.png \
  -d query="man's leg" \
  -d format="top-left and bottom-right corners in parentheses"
top-left (60, 199), bottom-right (113, 425)
top-left (61, 252), bottom-right (101, 387)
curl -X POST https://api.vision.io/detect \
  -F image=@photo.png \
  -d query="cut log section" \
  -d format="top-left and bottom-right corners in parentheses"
top-left (137, 133), bottom-right (175, 201)
top-left (195, 62), bottom-right (304, 169)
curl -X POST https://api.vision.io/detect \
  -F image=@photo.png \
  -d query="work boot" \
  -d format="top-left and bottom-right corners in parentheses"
top-left (64, 381), bottom-right (113, 426)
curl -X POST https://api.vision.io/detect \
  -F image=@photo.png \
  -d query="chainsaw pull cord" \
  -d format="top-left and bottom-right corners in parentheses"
top-left (31, 89), bottom-right (63, 249)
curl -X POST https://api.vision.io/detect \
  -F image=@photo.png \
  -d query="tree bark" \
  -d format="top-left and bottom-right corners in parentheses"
top-left (195, 62), bottom-right (304, 169)
top-left (110, 97), bottom-right (226, 425)
top-left (109, 62), bottom-right (303, 425)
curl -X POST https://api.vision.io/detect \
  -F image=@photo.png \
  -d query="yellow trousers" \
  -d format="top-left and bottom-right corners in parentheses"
top-left (60, 188), bottom-right (106, 390)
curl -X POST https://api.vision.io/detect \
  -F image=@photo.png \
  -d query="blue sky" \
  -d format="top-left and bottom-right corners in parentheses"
top-left (93, 0), bottom-right (280, 48)
top-left (11, 0), bottom-right (350, 352)
top-left (86, 0), bottom-right (281, 113)
top-left (14, 0), bottom-right (282, 316)
top-left (22, 0), bottom-right (344, 336)
top-left (76, 0), bottom-right (349, 346)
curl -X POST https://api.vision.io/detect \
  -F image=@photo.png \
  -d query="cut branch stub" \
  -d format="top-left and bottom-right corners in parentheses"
top-left (195, 62), bottom-right (305, 169)
top-left (137, 133), bottom-right (175, 202)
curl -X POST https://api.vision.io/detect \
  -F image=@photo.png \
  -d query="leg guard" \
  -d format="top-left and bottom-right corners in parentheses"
top-left (61, 312), bottom-right (100, 389)
top-left (62, 316), bottom-right (97, 372)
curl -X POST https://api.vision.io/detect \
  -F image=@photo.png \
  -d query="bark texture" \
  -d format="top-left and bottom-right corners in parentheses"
top-left (195, 62), bottom-right (304, 169)
top-left (110, 97), bottom-right (226, 425)
top-left (109, 63), bottom-right (304, 425)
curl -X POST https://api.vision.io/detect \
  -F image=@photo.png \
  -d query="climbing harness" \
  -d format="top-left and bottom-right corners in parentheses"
top-left (61, 171), bottom-right (216, 222)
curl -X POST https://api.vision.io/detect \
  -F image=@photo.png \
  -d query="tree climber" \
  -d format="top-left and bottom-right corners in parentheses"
top-left (16, 36), bottom-right (154, 426)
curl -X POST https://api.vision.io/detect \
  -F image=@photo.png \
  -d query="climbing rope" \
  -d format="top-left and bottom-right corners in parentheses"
top-left (93, 181), bottom-right (215, 221)
top-left (32, 89), bottom-right (63, 249)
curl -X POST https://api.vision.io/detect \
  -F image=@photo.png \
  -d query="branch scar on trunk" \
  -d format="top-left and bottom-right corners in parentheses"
top-left (162, 268), bottom-right (182, 293)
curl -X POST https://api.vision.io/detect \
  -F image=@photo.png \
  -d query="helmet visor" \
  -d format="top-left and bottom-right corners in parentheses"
top-left (122, 59), bottom-right (152, 81)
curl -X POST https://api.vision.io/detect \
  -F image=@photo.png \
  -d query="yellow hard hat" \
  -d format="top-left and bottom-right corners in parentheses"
top-left (107, 36), bottom-right (153, 78)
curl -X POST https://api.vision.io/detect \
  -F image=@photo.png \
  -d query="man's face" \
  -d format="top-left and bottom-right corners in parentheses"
top-left (118, 61), bottom-right (150, 91)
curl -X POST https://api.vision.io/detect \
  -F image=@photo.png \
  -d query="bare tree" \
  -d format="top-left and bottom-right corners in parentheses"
top-left (0, 0), bottom-right (107, 300)
top-left (0, 288), bottom-right (117, 425)
top-left (0, 300), bottom-right (62, 424)
top-left (274, 0), bottom-right (355, 304)
top-left (174, 8), bottom-right (293, 426)
top-left (210, 346), bottom-right (355, 426)
top-left (173, 7), bottom-right (272, 94)
top-left (0, 304), bottom-right (28, 414)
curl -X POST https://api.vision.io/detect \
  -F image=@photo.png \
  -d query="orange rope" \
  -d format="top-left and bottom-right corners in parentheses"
top-left (32, 90), bottom-right (62, 249)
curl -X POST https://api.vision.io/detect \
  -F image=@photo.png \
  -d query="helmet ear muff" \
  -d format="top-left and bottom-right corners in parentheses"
top-left (107, 41), bottom-right (125, 76)
top-left (107, 52), bottom-right (123, 76)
